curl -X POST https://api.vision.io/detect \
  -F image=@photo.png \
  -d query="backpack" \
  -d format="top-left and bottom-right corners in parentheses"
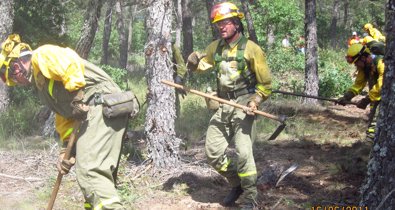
top-left (367, 40), bottom-right (385, 56)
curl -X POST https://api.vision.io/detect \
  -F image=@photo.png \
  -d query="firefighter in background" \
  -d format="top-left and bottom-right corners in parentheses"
top-left (0, 34), bottom-right (134, 209)
top-left (363, 23), bottom-right (386, 43)
top-left (187, 2), bottom-right (271, 209)
top-left (347, 31), bottom-right (360, 47)
top-left (337, 43), bottom-right (384, 142)
top-left (172, 42), bottom-right (187, 116)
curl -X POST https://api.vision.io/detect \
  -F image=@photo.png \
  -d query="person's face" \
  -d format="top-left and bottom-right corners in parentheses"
top-left (215, 19), bottom-right (238, 40)
top-left (10, 58), bottom-right (32, 86)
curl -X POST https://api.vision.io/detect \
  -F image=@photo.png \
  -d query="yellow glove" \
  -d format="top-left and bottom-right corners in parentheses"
top-left (186, 52), bottom-right (206, 71)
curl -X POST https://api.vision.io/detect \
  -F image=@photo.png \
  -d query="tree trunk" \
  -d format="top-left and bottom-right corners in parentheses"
top-left (329, 0), bottom-right (339, 48)
top-left (144, 0), bottom-right (180, 169)
top-left (267, 24), bottom-right (275, 49)
top-left (182, 0), bottom-right (193, 60)
top-left (175, 0), bottom-right (182, 47)
top-left (303, 0), bottom-right (318, 104)
top-left (115, 0), bottom-right (128, 69)
top-left (240, 0), bottom-right (258, 43)
top-left (0, 0), bottom-right (14, 112)
top-left (101, 0), bottom-right (115, 65)
top-left (75, 0), bottom-right (104, 59)
top-left (360, 1), bottom-right (395, 208)
top-left (127, 5), bottom-right (137, 54)
top-left (343, 0), bottom-right (349, 27)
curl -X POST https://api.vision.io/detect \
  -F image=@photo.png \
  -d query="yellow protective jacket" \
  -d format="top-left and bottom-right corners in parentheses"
top-left (31, 45), bottom-right (121, 141)
top-left (348, 56), bottom-right (384, 102)
top-left (368, 28), bottom-right (386, 43)
top-left (196, 35), bottom-right (271, 103)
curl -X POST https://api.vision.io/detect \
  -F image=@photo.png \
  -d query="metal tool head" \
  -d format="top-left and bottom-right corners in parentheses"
top-left (268, 115), bottom-right (287, 140)
top-left (275, 163), bottom-right (298, 187)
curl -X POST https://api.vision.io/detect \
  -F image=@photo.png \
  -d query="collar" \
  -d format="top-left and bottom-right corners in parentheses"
top-left (220, 33), bottom-right (243, 49)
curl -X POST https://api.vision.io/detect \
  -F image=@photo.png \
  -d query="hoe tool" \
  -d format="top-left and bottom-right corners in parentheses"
top-left (162, 80), bottom-right (287, 140)
top-left (47, 121), bottom-right (81, 210)
top-left (272, 90), bottom-right (358, 105)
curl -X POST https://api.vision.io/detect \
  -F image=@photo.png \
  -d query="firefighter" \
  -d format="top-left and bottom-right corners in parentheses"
top-left (363, 23), bottom-right (386, 43)
top-left (337, 43), bottom-right (384, 142)
top-left (0, 34), bottom-right (134, 209)
top-left (186, 2), bottom-right (272, 208)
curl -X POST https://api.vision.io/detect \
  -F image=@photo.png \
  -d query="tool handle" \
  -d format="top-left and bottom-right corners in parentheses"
top-left (162, 80), bottom-right (284, 122)
top-left (272, 90), bottom-right (358, 105)
top-left (47, 121), bottom-right (81, 210)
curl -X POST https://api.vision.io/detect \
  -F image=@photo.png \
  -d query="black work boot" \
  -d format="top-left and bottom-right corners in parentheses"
top-left (222, 185), bottom-right (244, 206)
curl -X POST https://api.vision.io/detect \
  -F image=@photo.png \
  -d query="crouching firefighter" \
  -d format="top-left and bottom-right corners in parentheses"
top-left (186, 2), bottom-right (272, 209)
top-left (337, 43), bottom-right (384, 142)
top-left (0, 34), bottom-right (139, 209)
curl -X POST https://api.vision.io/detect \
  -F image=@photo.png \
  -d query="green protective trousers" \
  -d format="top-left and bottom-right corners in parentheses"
top-left (366, 101), bottom-right (380, 141)
top-left (76, 104), bottom-right (128, 210)
top-left (205, 100), bottom-right (257, 204)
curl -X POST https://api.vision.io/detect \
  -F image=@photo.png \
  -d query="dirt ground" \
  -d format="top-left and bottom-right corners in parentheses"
top-left (0, 103), bottom-right (373, 210)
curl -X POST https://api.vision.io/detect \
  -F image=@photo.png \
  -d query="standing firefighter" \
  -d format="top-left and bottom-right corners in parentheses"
top-left (337, 43), bottom-right (384, 142)
top-left (0, 34), bottom-right (139, 209)
top-left (187, 2), bottom-right (271, 208)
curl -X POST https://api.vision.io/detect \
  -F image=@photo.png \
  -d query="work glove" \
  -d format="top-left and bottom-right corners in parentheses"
top-left (174, 75), bottom-right (187, 98)
top-left (70, 89), bottom-right (89, 120)
top-left (186, 52), bottom-right (206, 71)
top-left (57, 147), bottom-right (76, 175)
top-left (356, 96), bottom-right (371, 109)
top-left (336, 91), bottom-right (355, 106)
top-left (243, 100), bottom-right (258, 116)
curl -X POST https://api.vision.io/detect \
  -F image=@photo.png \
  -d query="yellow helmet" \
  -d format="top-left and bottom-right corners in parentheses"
top-left (363, 23), bottom-right (373, 31)
top-left (0, 34), bottom-right (32, 86)
top-left (346, 43), bottom-right (368, 64)
top-left (210, 2), bottom-right (244, 24)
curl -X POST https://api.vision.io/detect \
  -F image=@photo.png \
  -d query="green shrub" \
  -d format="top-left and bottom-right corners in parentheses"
top-left (101, 65), bottom-right (129, 90)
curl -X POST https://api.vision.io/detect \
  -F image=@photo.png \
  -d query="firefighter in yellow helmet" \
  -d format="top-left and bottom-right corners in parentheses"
top-left (187, 2), bottom-right (271, 209)
top-left (0, 34), bottom-right (138, 209)
top-left (337, 43), bottom-right (384, 142)
top-left (363, 23), bottom-right (386, 43)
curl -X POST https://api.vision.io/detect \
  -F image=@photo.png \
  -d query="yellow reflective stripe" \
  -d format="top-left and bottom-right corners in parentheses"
top-left (84, 203), bottom-right (92, 209)
top-left (93, 197), bottom-right (121, 210)
top-left (368, 128), bottom-right (375, 133)
top-left (219, 159), bottom-right (231, 172)
top-left (62, 127), bottom-right (74, 140)
top-left (48, 79), bottom-right (55, 97)
top-left (238, 171), bottom-right (257, 178)
top-left (256, 84), bottom-right (271, 95)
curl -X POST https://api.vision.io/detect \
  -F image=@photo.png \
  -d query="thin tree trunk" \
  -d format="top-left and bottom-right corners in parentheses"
top-left (240, 0), bottom-right (257, 43)
top-left (115, 0), bottom-right (128, 69)
top-left (343, 0), bottom-right (349, 27)
top-left (75, 0), bottom-right (104, 59)
top-left (175, 0), bottom-right (182, 47)
top-left (181, 0), bottom-right (193, 60)
top-left (101, 0), bottom-right (115, 65)
top-left (128, 5), bottom-right (137, 53)
top-left (329, 0), bottom-right (339, 48)
top-left (360, 1), bottom-right (395, 208)
top-left (267, 24), bottom-right (275, 49)
top-left (303, 0), bottom-right (318, 104)
top-left (144, 0), bottom-right (180, 169)
top-left (0, 0), bottom-right (14, 112)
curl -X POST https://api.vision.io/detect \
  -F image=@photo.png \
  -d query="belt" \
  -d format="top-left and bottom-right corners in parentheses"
top-left (218, 88), bottom-right (252, 100)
